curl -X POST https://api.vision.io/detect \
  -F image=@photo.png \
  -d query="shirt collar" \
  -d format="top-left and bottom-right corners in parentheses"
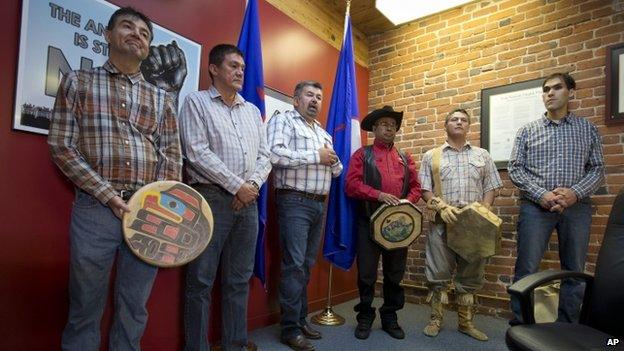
top-left (374, 138), bottom-right (394, 150)
top-left (103, 60), bottom-right (144, 85)
top-left (208, 85), bottom-right (245, 106)
top-left (541, 111), bottom-right (575, 126)
top-left (442, 140), bottom-right (471, 151)
top-left (292, 110), bottom-right (321, 127)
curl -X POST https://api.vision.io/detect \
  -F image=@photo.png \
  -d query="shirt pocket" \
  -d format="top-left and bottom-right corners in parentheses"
top-left (134, 103), bottom-right (157, 136)
top-left (440, 159), bottom-right (453, 181)
top-left (468, 154), bottom-right (485, 180)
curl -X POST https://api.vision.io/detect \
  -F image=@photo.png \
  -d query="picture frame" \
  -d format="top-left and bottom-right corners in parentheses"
top-left (605, 42), bottom-right (624, 125)
top-left (480, 78), bottom-right (545, 170)
top-left (13, 0), bottom-right (201, 135)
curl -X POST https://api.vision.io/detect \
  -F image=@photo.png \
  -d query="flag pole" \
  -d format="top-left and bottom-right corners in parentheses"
top-left (312, 0), bottom-right (352, 327)
top-left (311, 264), bottom-right (345, 325)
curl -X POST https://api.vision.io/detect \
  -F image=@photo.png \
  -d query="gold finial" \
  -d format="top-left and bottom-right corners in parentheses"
top-left (346, 0), bottom-right (351, 15)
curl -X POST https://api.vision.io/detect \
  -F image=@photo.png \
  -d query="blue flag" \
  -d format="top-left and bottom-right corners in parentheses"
top-left (237, 0), bottom-right (268, 285)
top-left (323, 13), bottom-right (361, 270)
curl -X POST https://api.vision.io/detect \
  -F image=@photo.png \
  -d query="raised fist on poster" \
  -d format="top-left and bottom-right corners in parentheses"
top-left (142, 40), bottom-right (187, 107)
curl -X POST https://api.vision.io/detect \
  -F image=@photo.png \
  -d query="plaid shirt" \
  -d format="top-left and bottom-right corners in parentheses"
top-left (508, 113), bottom-right (604, 203)
top-left (48, 61), bottom-right (182, 205)
top-left (178, 86), bottom-right (271, 194)
top-left (420, 142), bottom-right (502, 207)
top-left (267, 110), bottom-right (342, 195)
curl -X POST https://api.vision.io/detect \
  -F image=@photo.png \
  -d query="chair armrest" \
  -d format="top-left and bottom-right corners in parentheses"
top-left (507, 269), bottom-right (594, 324)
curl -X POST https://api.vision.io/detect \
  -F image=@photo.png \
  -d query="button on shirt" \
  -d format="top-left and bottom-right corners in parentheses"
top-left (178, 86), bottom-right (271, 194)
top-left (267, 110), bottom-right (342, 195)
top-left (345, 139), bottom-right (422, 203)
top-left (508, 113), bottom-right (604, 203)
top-left (48, 60), bottom-right (182, 205)
top-left (420, 142), bottom-right (502, 207)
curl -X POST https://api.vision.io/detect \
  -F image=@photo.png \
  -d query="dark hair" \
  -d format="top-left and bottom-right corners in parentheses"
top-left (209, 44), bottom-right (244, 67)
top-left (445, 108), bottom-right (471, 125)
top-left (294, 81), bottom-right (323, 97)
top-left (542, 72), bottom-right (576, 90)
top-left (107, 7), bottom-right (153, 42)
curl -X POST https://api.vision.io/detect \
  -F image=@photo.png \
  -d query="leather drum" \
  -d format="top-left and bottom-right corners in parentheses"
top-left (370, 200), bottom-right (423, 250)
top-left (122, 181), bottom-right (213, 267)
top-left (446, 202), bottom-right (502, 263)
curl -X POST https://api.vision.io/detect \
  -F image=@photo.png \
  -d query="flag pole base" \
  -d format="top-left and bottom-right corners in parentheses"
top-left (311, 306), bottom-right (345, 326)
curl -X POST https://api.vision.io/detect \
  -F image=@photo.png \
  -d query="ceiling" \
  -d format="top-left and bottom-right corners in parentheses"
top-left (317, 0), bottom-right (397, 36)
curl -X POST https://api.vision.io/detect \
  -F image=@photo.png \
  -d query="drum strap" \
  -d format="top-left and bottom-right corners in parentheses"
top-left (431, 146), bottom-right (444, 197)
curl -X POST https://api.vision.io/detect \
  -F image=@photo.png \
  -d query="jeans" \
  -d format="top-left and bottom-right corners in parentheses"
top-left (510, 200), bottom-right (592, 323)
top-left (354, 217), bottom-right (407, 324)
top-left (61, 190), bottom-right (158, 351)
top-left (276, 193), bottom-right (325, 339)
top-left (184, 185), bottom-right (258, 351)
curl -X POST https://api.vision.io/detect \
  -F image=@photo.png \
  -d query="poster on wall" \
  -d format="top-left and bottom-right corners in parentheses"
top-left (480, 78), bottom-right (545, 169)
top-left (14, 0), bottom-right (201, 135)
top-left (265, 86), bottom-right (292, 121)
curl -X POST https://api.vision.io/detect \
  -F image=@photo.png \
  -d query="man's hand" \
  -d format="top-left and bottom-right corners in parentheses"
top-left (426, 196), bottom-right (460, 224)
top-left (553, 187), bottom-right (578, 209)
top-left (539, 191), bottom-right (561, 210)
top-left (142, 40), bottom-right (187, 93)
top-left (107, 196), bottom-right (131, 219)
top-left (318, 144), bottom-right (338, 166)
top-left (378, 192), bottom-right (400, 205)
top-left (234, 183), bottom-right (258, 208)
top-left (231, 197), bottom-right (246, 211)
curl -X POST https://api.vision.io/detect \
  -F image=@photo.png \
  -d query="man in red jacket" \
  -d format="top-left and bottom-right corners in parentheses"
top-left (345, 105), bottom-right (422, 340)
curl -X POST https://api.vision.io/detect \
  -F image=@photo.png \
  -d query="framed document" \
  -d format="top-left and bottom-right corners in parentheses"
top-left (480, 78), bottom-right (545, 169)
top-left (14, 0), bottom-right (201, 135)
top-left (605, 43), bottom-right (624, 125)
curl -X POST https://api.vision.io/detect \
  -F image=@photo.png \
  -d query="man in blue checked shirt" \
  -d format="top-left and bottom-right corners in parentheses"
top-left (508, 72), bottom-right (604, 325)
top-left (267, 81), bottom-right (342, 351)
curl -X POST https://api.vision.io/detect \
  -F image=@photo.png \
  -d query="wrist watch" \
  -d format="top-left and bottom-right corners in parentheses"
top-left (247, 180), bottom-right (260, 191)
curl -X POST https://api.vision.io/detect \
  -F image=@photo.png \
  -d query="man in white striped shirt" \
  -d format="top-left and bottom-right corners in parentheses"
top-left (267, 81), bottom-right (342, 351)
top-left (179, 44), bottom-right (271, 351)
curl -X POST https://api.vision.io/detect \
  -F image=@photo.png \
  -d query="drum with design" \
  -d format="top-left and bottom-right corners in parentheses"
top-left (122, 181), bottom-right (213, 267)
top-left (370, 200), bottom-right (423, 250)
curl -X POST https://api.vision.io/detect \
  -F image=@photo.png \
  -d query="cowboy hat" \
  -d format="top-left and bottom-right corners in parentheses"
top-left (361, 105), bottom-right (403, 132)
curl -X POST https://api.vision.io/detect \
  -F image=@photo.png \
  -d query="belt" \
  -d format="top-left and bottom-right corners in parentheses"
top-left (276, 188), bottom-right (327, 202)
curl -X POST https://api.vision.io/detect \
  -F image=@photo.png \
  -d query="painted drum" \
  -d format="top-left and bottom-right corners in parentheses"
top-left (370, 200), bottom-right (423, 250)
top-left (446, 202), bottom-right (502, 263)
top-left (122, 181), bottom-right (213, 267)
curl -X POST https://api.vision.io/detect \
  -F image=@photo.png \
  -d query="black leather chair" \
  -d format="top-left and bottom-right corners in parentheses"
top-left (506, 190), bottom-right (624, 351)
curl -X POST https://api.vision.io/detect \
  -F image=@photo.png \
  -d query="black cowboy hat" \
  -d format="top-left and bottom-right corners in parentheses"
top-left (361, 105), bottom-right (403, 132)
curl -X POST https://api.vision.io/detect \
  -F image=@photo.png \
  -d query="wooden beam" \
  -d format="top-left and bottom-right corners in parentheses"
top-left (266, 0), bottom-right (369, 67)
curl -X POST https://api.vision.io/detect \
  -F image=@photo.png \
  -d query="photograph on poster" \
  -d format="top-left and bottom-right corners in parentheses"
top-left (605, 42), bottom-right (624, 125)
top-left (14, 0), bottom-right (201, 135)
top-left (480, 78), bottom-right (546, 169)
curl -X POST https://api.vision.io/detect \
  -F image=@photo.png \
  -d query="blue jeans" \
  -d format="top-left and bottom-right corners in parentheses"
top-left (510, 200), bottom-right (592, 323)
top-left (276, 193), bottom-right (325, 339)
top-left (62, 190), bottom-right (158, 351)
top-left (184, 185), bottom-right (258, 351)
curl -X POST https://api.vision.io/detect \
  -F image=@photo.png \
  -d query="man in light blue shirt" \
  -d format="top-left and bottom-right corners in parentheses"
top-left (178, 44), bottom-right (271, 351)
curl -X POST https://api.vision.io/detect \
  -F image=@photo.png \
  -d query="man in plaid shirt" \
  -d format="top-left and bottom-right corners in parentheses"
top-left (48, 7), bottom-right (182, 351)
top-left (419, 108), bottom-right (502, 341)
top-left (267, 81), bottom-right (342, 351)
top-left (508, 72), bottom-right (604, 325)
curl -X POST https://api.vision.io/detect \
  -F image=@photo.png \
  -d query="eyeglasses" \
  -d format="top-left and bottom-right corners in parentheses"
top-left (375, 122), bottom-right (398, 130)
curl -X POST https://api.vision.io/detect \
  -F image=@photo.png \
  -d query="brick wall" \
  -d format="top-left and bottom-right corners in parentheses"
top-left (368, 0), bottom-right (624, 318)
